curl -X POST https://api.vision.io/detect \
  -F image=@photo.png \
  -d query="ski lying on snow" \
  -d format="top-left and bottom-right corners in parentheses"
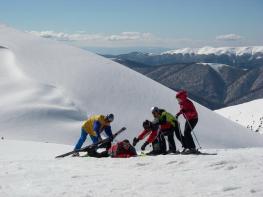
top-left (168, 151), bottom-right (217, 156)
top-left (55, 127), bottom-right (126, 158)
top-left (138, 151), bottom-right (217, 157)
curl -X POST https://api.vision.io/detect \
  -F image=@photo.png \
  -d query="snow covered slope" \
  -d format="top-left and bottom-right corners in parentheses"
top-left (216, 99), bottom-right (263, 134)
top-left (0, 23), bottom-right (263, 148)
top-left (1, 140), bottom-right (263, 197)
top-left (0, 45), bottom-right (86, 143)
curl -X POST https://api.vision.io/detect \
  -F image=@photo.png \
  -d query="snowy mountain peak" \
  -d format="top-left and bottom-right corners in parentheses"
top-left (162, 46), bottom-right (263, 56)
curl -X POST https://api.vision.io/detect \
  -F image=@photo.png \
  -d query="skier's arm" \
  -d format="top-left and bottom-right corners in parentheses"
top-left (176, 103), bottom-right (185, 117)
top-left (93, 121), bottom-right (102, 139)
top-left (104, 125), bottom-right (113, 138)
top-left (176, 110), bottom-right (183, 117)
top-left (158, 114), bottom-right (167, 124)
top-left (177, 100), bottom-right (195, 117)
top-left (138, 130), bottom-right (150, 140)
top-left (146, 130), bottom-right (158, 143)
top-left (152, 118), bottom-right (159, 125)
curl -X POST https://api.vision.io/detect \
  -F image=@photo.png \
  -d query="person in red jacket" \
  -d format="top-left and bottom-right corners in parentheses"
top-left (133, 120), bottom-right (165, 155)
top-left (86, 139), bottom-right (137, 158)
top-left (176, 90), bottom-right (198, 153)
top-left (108, 139), bottom-right (137, 158)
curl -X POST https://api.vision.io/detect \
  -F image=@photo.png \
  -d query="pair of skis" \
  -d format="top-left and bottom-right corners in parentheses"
top-left (55, 127), bottom-right (126, 158)
top-left (138, 150), bottom-right (217, 156)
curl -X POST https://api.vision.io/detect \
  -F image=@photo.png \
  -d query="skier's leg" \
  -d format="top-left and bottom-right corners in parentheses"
top-left (188, 119), bottom-right (198, 149)
top-left (90, 135), bottom-right (99, 143)
top-left (98, 141), bottom-right (112, 150)
top-left (74, 128), bottom-right (88, 150)
top-left (174, 122), bottom-right (185, 148)
top-left (148, 139), bottom-right (161, 155)
top-left (97, 150), bottom-right (110, 157)
top-left (158, 133), bottom-right (166, 154)
top-left (88, 149), bottom-right (109, 158)
top-left (167, 130), bottom-right (177, 152)
top-left (184, 120), bottom-right (197, 149)
top-left (152, 139), bottom-right (160, 151)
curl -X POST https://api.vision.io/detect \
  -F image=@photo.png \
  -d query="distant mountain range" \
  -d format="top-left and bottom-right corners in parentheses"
top-left (103, 46), bottom-right (263, 110)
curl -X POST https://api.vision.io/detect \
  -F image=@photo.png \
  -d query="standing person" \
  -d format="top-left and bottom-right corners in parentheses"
top-left (72, 114), bottom-right (114, 156)
top-left (176, 90), bottom-right (198, 154)
top-left (133, 120), bottom-right (165, 155)
top-left (151, 107), bottom-right (182, 154)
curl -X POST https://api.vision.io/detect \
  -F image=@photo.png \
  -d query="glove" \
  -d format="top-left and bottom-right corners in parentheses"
top-left (133, 137), bottom-right (139, 146)
top-left (98, 135), bottom-right (102, 141)
top-left (141, 141), bottom-right (149, 151)
top-left (175, 113), bottom-right (180, 119)
top-left (109, 135), bottom-right (114, 142)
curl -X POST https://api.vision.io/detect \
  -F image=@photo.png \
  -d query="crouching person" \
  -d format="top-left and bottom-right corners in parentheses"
top-left (151, 107), bottom-right (182, 154)
top-left (133, 120), bottom-right (165, 155)
top-left (72, 114), bottom-right (114, 156)
top-left (87, 139), bottom-right (137, 158)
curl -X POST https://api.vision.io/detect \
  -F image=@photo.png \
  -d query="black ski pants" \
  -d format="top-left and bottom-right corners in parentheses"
top-left (159, 129), bottom-right (177, 152)
top-left (87, 148), bottom-right (109, 158)
top-left (174, 121), bottom-right (184, 147)
top-left (184, 118), bottom-right (198, 149)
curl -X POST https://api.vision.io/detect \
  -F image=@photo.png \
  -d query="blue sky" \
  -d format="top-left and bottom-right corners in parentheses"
top-left (0, 0), bottom-right (262, 53)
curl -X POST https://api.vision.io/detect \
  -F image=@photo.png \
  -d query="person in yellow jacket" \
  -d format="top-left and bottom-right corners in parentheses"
top-left (73, 114), bottom-right (114, 156)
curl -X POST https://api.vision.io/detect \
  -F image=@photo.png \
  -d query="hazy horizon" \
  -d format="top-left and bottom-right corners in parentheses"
top-left (1, 0), bottom-right (262, 53)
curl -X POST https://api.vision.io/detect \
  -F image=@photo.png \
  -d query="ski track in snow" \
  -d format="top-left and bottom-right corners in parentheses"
top-left (0, 140), bottom-right (263, 197)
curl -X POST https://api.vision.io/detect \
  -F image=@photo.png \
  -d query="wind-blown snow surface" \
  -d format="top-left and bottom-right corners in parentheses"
top-left (216, 99), bottom-right (263, 134)
top-left (0, 23), bottom-right (263, 148)
top-left (1, 140), bottom-right (263, 197)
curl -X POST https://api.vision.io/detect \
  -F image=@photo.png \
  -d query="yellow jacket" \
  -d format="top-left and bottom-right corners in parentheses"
top-left (82, 115), bottom-right (110, 137)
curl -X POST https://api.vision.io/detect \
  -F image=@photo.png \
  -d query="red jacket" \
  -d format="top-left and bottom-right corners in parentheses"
top-left (138, 129), bottom-right (158, 143)
top-left (108, 142), bottom-right (137, 158)
top-left (176, 91), bottom-right (198, 120)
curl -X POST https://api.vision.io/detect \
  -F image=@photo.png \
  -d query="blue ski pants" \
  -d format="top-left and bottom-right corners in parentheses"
top-left (74, 128), bottom-right (99, 150)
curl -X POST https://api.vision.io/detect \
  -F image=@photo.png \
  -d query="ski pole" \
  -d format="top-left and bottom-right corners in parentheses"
top-left (182, 113), bottom-right (202, 149)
